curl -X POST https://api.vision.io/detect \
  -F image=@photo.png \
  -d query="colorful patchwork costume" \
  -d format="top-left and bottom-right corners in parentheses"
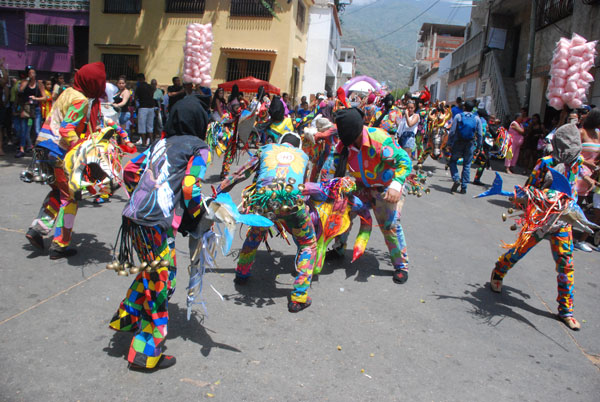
top-left (491, 124), bottom-right (584, 330)
top-left (330, 108), bottom-right (413, 282)
top-left (26, 63), bottom-right (109, 258)
top-left (109, 94), bottom-right (211, 369)
top-left (218, 134), bottom-right (317, 312)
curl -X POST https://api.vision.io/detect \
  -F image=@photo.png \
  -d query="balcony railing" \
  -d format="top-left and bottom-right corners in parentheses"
top-left (166, 0), bottom-right (206, 13)
top-left (0, 0), bottom-right (89, 10)
top-left (450, 31), bottom-right (484, 70)
top-left (536, 0), bottom-right (573, 30)
top-left (104, 0), bottom-right (141, 14)
top-left (230, 0), bottom-right (274, 18)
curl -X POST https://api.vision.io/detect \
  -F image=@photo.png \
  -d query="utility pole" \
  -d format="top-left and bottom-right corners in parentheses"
top-left (524, 0), bottom-right (537, 109)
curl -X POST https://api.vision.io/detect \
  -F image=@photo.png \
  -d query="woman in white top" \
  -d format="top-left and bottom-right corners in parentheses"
top-left (397, 100), bottom-right (420, 157)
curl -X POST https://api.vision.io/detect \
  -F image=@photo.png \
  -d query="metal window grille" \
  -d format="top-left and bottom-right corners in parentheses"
top-left (104, 0), bottom-right (141, 14)
top-left (230, 0), bottom-right (274, 17)
top-left (226, 58), bottom-right (271, 82)
top-left (102, 54), bottom-right (139, 81)
top-left (535, 0), bottom-right (573, 30)
top-left (27, 24), bottom-right (69, 47)
top-left (166, 0), bottom-right (206, 13)
top-left (0, 21), bottom-right (7, 47)
top-left (296, 1), bottom-right (305, 31)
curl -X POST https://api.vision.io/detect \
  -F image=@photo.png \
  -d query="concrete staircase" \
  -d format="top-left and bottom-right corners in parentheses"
top-left (502, 77), bottom-right (521, 120)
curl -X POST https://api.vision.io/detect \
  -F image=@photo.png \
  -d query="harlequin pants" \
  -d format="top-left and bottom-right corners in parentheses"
top-left (220, 131), bottom-right (237, 178)
top-left (109, 225), bottom-right (177, 368)
top-left (237, 205), bottom-right (316, 303)
top-left (337, 189), bottom-right (409, 271)
top-left (492, 226), bottom-right (575, 317)
top-left (30, 165), bottom-right (78, 248)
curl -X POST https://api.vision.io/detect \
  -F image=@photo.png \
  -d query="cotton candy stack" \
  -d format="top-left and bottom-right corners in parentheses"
top-left (547, 33), bottom-right (597, 110)
top-left (182, 23), bottom-right (213, 87)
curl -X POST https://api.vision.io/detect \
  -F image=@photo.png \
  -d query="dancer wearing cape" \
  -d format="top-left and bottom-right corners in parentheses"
top-left (109, 94), bottom-right (211, 370)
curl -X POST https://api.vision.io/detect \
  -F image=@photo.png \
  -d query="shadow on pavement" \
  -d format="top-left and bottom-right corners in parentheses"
top-left (317, 247), bottom-right (387, 282)
top-left (486, 198), bottom-right (516, 209)
top-left (103, 302), bottom-right (241, 364)
top-left (218, 250), bottom-right (294, 308)
top-left (433, 282), bottom-right (568, 351)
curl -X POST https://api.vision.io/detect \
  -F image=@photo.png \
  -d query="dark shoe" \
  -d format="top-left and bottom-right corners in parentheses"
top-left (288, 297), bottom-right (312, 313)
top-left (49, 246), bottom-right (78, 260)
top-left (392, 269), bottom-right (409, 284)
top-left (472, 180), bottom-right (484, 186)
top-left (26, 228), bottom-right (44, 250)
top-left (129, 355), bottom-right (176, 371)
top-left (233, 275), bottom-right (249, 285)
top-left (450, 181), bottom-right (460, 193)
top-left (325, 248), bottom-right (344, 260)
top-left (459, 188), bottom-right (467, 194)
top-left (15, 151), bottom-right (25, 158)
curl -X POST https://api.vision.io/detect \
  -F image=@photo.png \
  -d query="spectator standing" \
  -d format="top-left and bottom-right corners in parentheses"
top-left (17, 67), bottom-right (44, 157)
top-left (151, 79), bottom-right (164, 140)
top-left (451, 97), bottom-right (463, 117)
top-left (211, 87), bottom-right (227, 121)
top-left (396, 100), bottom-right (420, 157)
top-left (52, 73), bottom-right (68, 101)
top-left (505, 113), bottom-right (525, 174)
top-left (0, 59), bottom-right (8, 155)
top-left (134, 73), bottom-right (155, 146)
top-left (167, 76), bottom-right (185, 113)
top-left (40, 80), bottom-right (53, 121)
top-left (112, 76), bottom-right (131, 135)
top-left (448, 100), bottom-right (483, 194)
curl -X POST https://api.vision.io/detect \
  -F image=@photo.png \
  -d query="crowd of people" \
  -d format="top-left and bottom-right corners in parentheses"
top-left (9, 59), bottom-right (599, 371)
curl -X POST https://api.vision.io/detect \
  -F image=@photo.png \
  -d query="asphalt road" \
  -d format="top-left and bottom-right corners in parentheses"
top-left (0, 151), bottom-right (598, 402)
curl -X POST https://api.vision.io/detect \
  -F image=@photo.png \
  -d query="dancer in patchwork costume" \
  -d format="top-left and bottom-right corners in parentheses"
top-left (26, 62), bottom-right (110, 259)
top-left (327, 108), bottom-right (413, 284)
top-left (109, 94), bottom-right (211, 370)
top-left (218, 132), bottom-right (317, 312)
top-left (490, 124), bottom-right (583, 331)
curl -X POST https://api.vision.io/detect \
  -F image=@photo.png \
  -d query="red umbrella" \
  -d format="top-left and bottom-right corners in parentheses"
top-left (218, 76), bottom-right (281, 95)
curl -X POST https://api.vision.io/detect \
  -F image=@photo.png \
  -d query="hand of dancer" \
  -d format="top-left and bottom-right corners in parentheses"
top-left (383, 187), bottom-right (401, 203)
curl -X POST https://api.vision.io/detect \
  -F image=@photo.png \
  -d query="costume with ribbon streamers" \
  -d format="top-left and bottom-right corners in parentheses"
top-left (331, 127), bottom-right (413, 273)
top-left (25, 62), bottom-right (109, 256)
top-left (218, 140), bottom-right (318, 309)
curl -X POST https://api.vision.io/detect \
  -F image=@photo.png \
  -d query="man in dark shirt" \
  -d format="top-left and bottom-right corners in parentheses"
top-left (167, 76), bottom-right (185, 113)
top-left (135, 73), bottom-right (155, 146)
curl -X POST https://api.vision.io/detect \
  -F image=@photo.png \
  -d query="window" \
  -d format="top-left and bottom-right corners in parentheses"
top-left (104, 0), bottom-right (141, 14)
top-left (466, 79), bottom-right (477, 99)
top-left (230, 0), bottom-right (274, 18)
top-left (296, 0), bottom-right (306, 31)
top-left (166, 0), bottom-right (206, 13)
top-left (102, 54), bottom-right (139, 81)
top-left (27, 25), bottom-right (69, 47)
top-left (226, 58), bottom-right (271, 82)
top-left (536, 0), bottom-right (573, 30)
top-left (0, 21), bottom-right (7, 47)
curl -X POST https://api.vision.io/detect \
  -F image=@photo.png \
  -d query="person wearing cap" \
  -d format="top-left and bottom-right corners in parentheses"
top-left (26, 62), bottom-right (115, 260)
top-left (328, 107), bottom-right (413, 284)
top-left (263, 95), bottom-right (294, 144)
top-left (217, 132), bottom-right (317, 313)
top-left (490, 124), bottom-right (584, 331)
top-left (109, 93), bottom-right (212, 370)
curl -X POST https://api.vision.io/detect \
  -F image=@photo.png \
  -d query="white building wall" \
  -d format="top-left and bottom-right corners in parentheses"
top-left (303, 3), bottom-right (334, 97)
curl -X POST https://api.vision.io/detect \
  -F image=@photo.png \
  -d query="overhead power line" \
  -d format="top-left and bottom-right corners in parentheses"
top-left (355, 0), bottom-right (442, 44)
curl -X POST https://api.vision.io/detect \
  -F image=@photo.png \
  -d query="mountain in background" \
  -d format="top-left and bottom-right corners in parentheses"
top-left (339, 0), bottom-right (472, 90)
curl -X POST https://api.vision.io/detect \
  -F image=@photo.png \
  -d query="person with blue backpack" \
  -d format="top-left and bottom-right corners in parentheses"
top-left (448, 100), bottom-right (483, 194)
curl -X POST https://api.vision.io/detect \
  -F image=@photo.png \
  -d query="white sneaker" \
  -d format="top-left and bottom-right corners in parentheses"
top-left (574, 241), bottom-right (593, 252)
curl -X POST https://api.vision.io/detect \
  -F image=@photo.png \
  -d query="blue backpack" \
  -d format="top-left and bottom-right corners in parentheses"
top-left (457, 113), bottom-right (478, 141)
